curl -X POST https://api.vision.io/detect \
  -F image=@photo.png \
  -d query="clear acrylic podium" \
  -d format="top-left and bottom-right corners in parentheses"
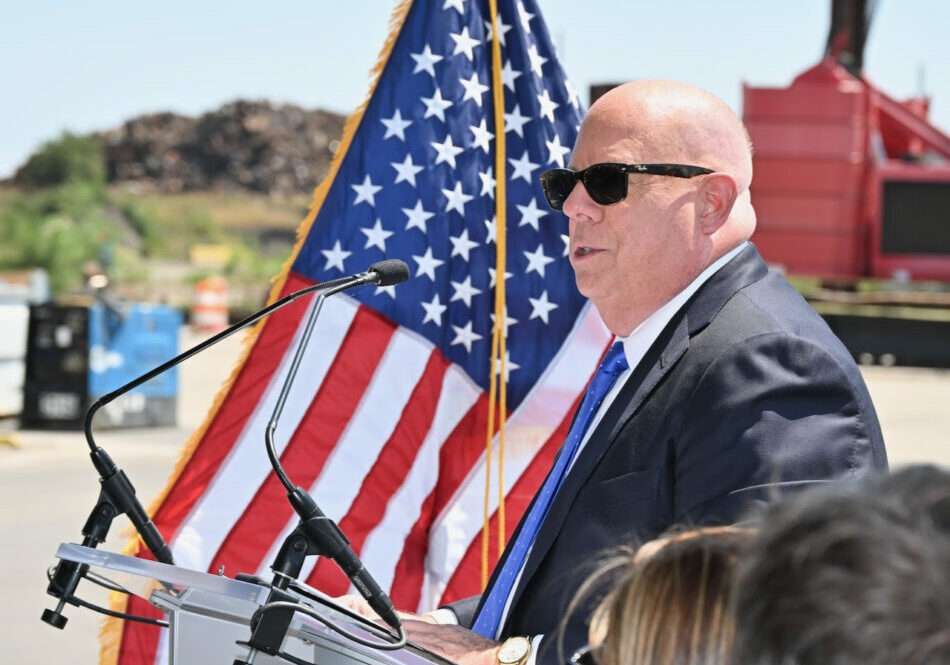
top-left (56, 543), bottom-right (450, 665)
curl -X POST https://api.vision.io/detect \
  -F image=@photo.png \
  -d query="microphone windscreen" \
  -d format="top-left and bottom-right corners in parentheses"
top-left (369, 259), bottom-right (411, 286)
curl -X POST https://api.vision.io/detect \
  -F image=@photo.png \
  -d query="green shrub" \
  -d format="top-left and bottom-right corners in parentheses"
top-left (181, 205), bottom-right (218, 241)
top-left (119, 198), bottom-right (166, 256)
top-left (185, 268), bottom-right (217, 284)
top-left (18, 132), bottom-right (106, 189)
top-left (0, 183), bottom-right (120, 293)
top-left (226, 242), bottom-right (285, 282)
top-left (112, 245), bottom-right (150, 284)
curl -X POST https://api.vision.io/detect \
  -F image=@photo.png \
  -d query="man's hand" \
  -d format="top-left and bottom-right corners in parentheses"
top-left (402, 620), bottom-right (499, 665)
top-left (333, 595), bottom-right (437, 624)
top-left (334, 594), bottom-right (379, 621)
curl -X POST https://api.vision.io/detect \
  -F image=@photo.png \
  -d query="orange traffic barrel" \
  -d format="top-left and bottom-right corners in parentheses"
top-left (192, 276), bottom-right (229, 332)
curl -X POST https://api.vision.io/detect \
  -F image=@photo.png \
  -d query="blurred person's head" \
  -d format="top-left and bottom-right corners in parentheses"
top-left (732, 465), bottom-right (950, 665)
top-left (570, 526), bottom-right (752, 665)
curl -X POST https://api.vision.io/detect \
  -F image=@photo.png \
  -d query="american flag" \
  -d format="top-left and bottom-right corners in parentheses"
top-left (106, 1), bottom-right (610, 662)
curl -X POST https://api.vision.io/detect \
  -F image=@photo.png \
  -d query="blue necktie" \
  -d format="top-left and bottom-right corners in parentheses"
top-left (472, 341), bottom-right (629, 638)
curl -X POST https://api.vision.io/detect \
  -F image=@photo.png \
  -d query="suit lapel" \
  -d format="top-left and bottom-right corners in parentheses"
top-left (682, 243), bottom-right (767, 336)
top-left (504, 314), bottom-right (689, 618)
top-left (502, 244), bottom-right (770, 623)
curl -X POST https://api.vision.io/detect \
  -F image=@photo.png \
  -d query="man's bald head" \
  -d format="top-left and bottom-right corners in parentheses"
top-left (588, 80), bottom-right (753, 192)
top-left (563, 79), bottom-right (758, 335)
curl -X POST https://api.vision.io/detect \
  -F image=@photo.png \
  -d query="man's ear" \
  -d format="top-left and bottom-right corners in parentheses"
top-left (697, 173), bottom-right (738, 235)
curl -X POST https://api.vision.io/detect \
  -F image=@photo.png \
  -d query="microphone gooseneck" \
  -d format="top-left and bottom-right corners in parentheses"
top-left (261, 260), bottom-right (408, 623)
top-left (265, 259), bottom-right (410, 493)
top-left (43, 260), bottom-right (408, 632)
top-left (236, 259), bottom-right (410, 664)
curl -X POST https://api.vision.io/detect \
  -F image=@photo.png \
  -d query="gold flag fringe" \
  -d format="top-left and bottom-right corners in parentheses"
top-left (98, 1), bottom-right (415, 662)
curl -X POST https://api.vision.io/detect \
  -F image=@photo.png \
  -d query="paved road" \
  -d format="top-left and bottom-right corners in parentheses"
top-left (0, 328), bottom-right (245, 665)
top-left (1, 329), bottom-right (947, 664)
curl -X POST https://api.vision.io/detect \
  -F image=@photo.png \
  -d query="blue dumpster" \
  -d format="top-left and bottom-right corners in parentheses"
top-left (87, 303), bottom-right (182, 428)
top-left (23, 302), bottom-right (182, 429)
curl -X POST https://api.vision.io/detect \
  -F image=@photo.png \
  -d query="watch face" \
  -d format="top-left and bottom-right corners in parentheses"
top-left (499, 637), bottom-right (530, 663)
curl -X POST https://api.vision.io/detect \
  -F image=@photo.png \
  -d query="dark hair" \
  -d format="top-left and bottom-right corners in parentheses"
top-left (732, 465), bottom-right (950, 665)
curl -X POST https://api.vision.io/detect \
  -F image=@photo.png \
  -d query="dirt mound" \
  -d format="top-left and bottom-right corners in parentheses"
top-left (98, 100), bottom-right (345, 196)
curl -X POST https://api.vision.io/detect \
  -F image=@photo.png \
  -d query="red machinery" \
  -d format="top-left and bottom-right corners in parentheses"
top-left (743, 2), bottom-right (950, 281)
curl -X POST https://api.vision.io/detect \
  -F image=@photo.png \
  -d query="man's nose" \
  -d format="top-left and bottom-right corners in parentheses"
top-left (562, 179), bottom-right (601, 222)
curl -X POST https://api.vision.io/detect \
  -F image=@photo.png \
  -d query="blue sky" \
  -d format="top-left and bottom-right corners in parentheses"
top-left (1, 0), bottom-right (947, 178)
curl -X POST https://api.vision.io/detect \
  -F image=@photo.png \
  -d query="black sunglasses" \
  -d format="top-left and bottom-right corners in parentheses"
top-left (568, 644), bottom-right (601, 665)
top-left (540, 162), bottom-right (715, 211)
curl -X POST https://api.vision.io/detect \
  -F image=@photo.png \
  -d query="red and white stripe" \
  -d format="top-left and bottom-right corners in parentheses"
top-left (115, 273), bottom-right (610, 664)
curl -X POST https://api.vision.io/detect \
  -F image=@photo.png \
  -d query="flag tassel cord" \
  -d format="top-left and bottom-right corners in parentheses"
top-left (482, 0), bottom-right (508, 589)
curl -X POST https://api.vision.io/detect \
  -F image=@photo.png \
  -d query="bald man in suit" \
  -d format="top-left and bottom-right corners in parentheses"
top-left (344, 80), bottom-right (887, 665)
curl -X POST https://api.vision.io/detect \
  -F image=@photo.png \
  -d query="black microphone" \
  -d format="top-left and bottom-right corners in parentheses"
top-left (366, 259), bottom-right (411, 287)
top-left (288, 488), bottom-right (400, 628)
top-left (43, 259), bottom-right (408, 630)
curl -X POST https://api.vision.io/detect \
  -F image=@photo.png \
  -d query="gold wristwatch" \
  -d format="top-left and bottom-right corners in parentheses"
top-left (497, 636), bottom-right (532, 665)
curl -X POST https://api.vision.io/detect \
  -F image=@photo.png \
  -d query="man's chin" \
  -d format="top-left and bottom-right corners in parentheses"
top-left (573, 274), bottom-right (605, 301)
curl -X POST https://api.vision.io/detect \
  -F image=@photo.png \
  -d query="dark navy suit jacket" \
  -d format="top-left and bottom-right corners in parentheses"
top-left (447, 244), bottom-right (888, 663)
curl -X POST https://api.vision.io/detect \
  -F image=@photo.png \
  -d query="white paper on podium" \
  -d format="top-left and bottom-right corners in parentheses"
top-left (56, 542), bottom-right (269, 604)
